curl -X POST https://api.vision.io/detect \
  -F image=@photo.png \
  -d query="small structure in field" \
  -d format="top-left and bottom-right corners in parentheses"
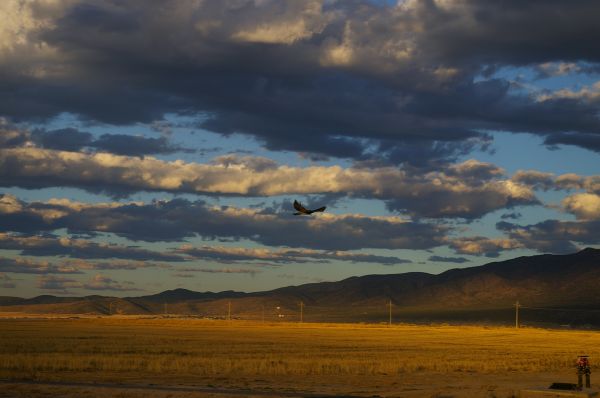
top-left (519, 355), bottom-right (597, 398)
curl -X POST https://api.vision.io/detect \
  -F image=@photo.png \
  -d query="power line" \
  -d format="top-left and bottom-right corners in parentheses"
top-left (520, 306), bottom-right (600, 313)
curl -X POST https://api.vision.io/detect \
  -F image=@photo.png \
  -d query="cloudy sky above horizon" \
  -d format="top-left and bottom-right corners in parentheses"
top-left (1, 0), bottom-right (599, 297)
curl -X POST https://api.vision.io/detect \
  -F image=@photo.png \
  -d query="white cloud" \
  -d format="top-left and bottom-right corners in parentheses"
top-left (177, 244), bottom-right (410, 265)
top-left (537, 81), bottom-right (600, 102)
top-left (449, 237), bottom-right (521, 257)
top-left (0, 147), bottom-right (539, 218)
top-left (563, 193), bottom-right (600, 220)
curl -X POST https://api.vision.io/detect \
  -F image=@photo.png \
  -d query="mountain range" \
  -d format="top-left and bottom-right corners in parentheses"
top-left (2, 248), bottom-right (600, 326)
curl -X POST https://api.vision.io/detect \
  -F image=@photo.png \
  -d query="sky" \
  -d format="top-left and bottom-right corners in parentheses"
top-left (1, 0), bottom-right (599, 298)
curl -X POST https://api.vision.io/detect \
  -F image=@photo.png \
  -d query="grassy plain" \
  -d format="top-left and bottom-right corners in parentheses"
top-left (0, 316), bottom-right (599, 397)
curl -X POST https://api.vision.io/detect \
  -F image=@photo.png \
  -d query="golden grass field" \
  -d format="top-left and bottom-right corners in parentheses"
top-left (0, 315), bottom-right (599, 397)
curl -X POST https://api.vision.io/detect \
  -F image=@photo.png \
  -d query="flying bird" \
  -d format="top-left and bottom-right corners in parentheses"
top-left (293, 200), bottom-right (326, 215)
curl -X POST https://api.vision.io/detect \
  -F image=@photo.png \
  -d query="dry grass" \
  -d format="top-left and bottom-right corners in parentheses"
top-left (0, 318), bottom-right (599, 397)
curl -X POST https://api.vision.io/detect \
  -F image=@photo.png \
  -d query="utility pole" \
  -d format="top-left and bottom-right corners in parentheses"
top-left (388, 300), bottom-right (392, 326)
top-left (514, 301), bottom-right (520, 329)
top-left (228, 301), bottom-right (231, 321)
top-left (300, 301), bottom-right (304, 323)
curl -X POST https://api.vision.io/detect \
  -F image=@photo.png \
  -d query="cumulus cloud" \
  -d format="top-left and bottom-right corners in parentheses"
top-left (562, 193), bottom-right (600, 220)
top-left (37, 273), bottom-right (139, 293)
top-left (83, 274), bottom-right (140, 291)
top-left (512, 171), bottom-right (600, 194)
top-left (0, 148), bottom-right (539, 218)
top-left (497, 220), bottom-right (600, 254)
top-left (3, 193), bottom-right (597, 258)
top-left (1, 1), bottom-right (600, 158)
top-left (449, 236), bottom-right (522, 258)
top-left (177, 245), bottom-right (410, 265)
top-left (538, 81), bottom-right (600, 103)
top-left (0, 256), bottom-right (82, 274)
top-left (448, 216), bottom-right (600, 257)
top-left (0, 195), bottom-right (449, 250)
top-left (37, 275), bottom-right (81, 293)
top-left (60, 258), bottom-right (171, 271)
top-left (511, 170), bottom-right (555, 191)
top-left (0, 121), bottom-right (192, 156)
top-left (544, 132), bottom-right (600, 153)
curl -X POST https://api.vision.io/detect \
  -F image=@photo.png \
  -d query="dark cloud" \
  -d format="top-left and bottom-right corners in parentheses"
top-left (0, 125), bottom-right (31, 148)
top-left (501, 212), bottom-right (522, 220)
top-left (496, 219), bottom-right (600, 254)
top-left (0, 256), bottom-right (82, 275)
top-left (385, 187), bottom-right (534, 220)
top-left (511, 170), bottom-right (557, 191)
top-left (374, 136), bottom-right (493, 170)
top-left (0, 121), bottom-right (193, 156)
top-left (171, 273), bottom-right (195, 278)
top-left (544, 132), bottom-right (600, 153)
top-left (91, 134), bottom-right (193, 156)
top-left (83, 274), bottom-right (141, 291)
top-left (178, 267), bottom-right (260, 276)
top-left (0, 195), bottom-right (449, 250)
top-left (428, 255), bottom-right (469, 264)
top-left (87, 260), bottom-right (171, 270)
top-left (32, 128), bottom-right (93, 152)
top-left (37, 273), bottom-right (140, 292)
top-left (31, 129), bottom-right (191, 156)
top-left (37, 275), bottom-right (80, 293)
top-left (0, 233), bottom-right (186, 262)
top-left (178, 245), bottom-right (411, 265)
top-left (448, 219), bottom-right (600, 257)
top-left (2, 1), bottom-right (600, 160)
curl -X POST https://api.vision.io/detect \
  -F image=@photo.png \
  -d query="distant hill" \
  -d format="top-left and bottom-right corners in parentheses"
top-left (2, 248), bottom-right (600, 326)
top-left (135, 288), bottom-right (247, 303)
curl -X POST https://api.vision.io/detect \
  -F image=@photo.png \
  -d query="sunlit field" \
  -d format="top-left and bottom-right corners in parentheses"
top-left (1, 317), bottom-right (599, 397)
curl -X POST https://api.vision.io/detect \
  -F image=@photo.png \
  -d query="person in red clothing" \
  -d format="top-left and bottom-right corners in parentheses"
top-left (576, 355), bottom-right (591, 389)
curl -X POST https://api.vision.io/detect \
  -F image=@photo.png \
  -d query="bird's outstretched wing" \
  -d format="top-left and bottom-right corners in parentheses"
top-left (293, 200), bottom-right (326, 215)
top-left (293, 200), bottom-right (309, 215)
